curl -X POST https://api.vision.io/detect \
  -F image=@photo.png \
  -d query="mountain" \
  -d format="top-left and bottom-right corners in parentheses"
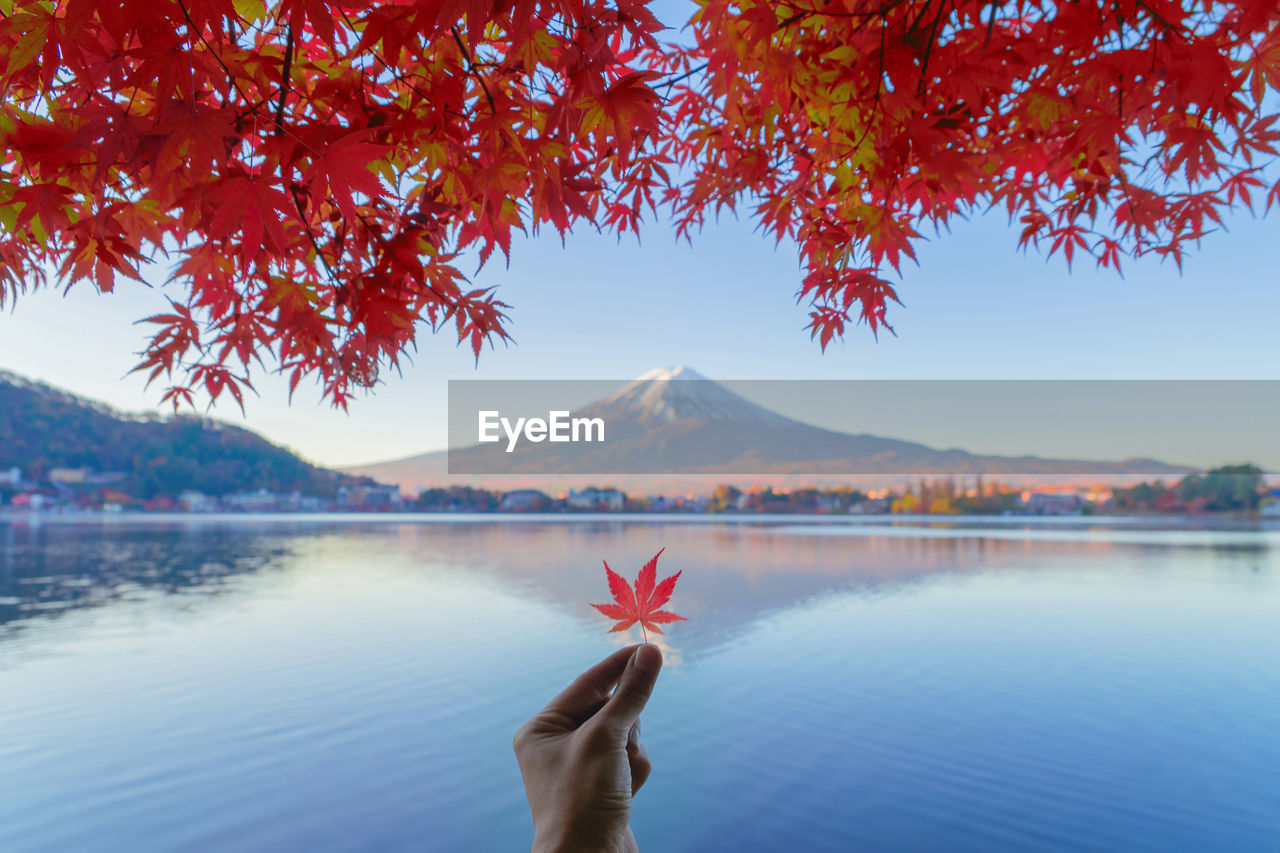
top-left (587, 366), bottom-right (795, 427)
top-left (0, 371), bottom-right (364, 499)
top-left (346, 366), bottom-right (1191, 491)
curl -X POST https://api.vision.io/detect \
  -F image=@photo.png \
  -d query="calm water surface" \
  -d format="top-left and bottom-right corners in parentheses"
top-left (0, 515), bottom-right (1277, 852)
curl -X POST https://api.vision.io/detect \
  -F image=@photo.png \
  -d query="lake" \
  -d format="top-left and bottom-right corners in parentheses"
top-left (0, 515), bottom-right (1277, 852)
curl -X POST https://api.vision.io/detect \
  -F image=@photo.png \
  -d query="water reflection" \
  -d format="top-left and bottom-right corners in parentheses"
top-left (0, 522), bottom-right (295, 635)
top-left (2, 516), bottom-right (1274, 648)
top-left (1, 517), bottom-right (1278, 852)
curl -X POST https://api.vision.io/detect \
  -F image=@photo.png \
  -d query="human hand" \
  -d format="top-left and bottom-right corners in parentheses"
top-left (513, 644), bottom-right (663, 853)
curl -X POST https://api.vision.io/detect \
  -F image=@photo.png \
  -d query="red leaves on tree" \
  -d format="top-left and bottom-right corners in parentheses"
top-left (208, 176), bottom-right (292, 267)
top-left (1, 1), bottom-right (1279, 407)
top-left (305, 135), bottom-right (390, 224)
top-left (592, 548), bottom-right (687, 640)
top-left (653, 0), bottom-right (1280, 346)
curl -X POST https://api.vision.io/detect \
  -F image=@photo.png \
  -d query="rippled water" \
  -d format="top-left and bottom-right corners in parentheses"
top-left (1, 515), bottom-right (1277, 852)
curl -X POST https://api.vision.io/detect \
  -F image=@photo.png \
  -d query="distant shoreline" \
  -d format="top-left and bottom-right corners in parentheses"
top-left (2, 510), bottom-right (1277, 529)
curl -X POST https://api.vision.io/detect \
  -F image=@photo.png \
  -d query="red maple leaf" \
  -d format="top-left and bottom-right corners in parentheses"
top-left (591, 548), bottom-right (687, 640)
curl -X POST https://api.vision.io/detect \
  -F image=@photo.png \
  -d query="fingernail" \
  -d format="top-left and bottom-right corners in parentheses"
top-left (634, 644), bottom-right (662, 673)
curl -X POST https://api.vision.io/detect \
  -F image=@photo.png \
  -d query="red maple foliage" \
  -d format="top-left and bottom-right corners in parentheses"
top-left (2, 1), bottom-right (1278, 406)
top-left (592, 548), bottom-right (686, 639)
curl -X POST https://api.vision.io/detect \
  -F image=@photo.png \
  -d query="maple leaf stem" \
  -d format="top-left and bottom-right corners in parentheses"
top-left (850, 19), bottom-right (889, 154)
top-left (656, 63), bottom-right (708, 97)
top-left (275, 24), bottom-right (294, 138)
top-left (176, 0), bottom-right (254, 109)
top-left (335, 8), bottom-right (437, 106)
top-left (451, 27), bottom-right (497, 114)
top-left (349, 209), bottom-right (460, 313)
top-left (289, 185), bottom-right (346, 296)
top-left (915, 0), bottom-right (950, 100)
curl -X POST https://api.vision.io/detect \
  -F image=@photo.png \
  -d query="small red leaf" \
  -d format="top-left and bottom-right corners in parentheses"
top-left (591, 548), bottom-right (687, 637)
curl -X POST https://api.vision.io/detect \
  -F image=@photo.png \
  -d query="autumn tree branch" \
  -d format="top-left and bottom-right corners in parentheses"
top-left (175, 0), bottom-right (253, 108)
top-left (275, 23), bottom-right (294, 137)
top-left (452, 26), bottom-right (497, 113)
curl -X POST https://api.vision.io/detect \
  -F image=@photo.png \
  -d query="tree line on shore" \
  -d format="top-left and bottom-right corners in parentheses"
top-left (410, 466), bottom-right (1274, 516)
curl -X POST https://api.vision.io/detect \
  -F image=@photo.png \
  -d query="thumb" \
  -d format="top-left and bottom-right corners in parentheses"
top-left (597, 644), bottom-right (662, 737)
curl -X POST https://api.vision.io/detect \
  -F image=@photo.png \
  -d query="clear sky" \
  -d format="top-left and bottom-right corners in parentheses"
top-left (3, 0), bottom-right (1278, 468)
top-left (4, 202), bottom-right (1278, 469)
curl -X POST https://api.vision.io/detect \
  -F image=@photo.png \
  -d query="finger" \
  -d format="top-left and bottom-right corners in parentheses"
top-left (628, 735), bottom-right (651, 795)
top-left (597, 644), bottom-right (662, 736)
top-left (539, 645), bottom-right (641, 725)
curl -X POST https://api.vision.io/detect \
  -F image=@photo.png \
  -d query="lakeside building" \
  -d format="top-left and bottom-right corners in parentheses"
top-left (225, 490), bottom-right (330, 512)
top-left (566, 487), bottom-right (625, 511)
top-left (499, 489), bottom-right (551, 511)
top-left (646, 494), bottom-right (707, 512)
top-left (225, 489), bottom-right (294, 511)
top-left (1024, 492), bottom-right (1088, 514)
top-left (849, 497), bottom-right (891, 514)
top-left (44, 468), bottom-right (129, 487)
top-left (337, 484), bottom-right (404, 510)
top-left (179, 490), bottom-right (218, 512)
top-left (85, 471), bottom-right (129, 485)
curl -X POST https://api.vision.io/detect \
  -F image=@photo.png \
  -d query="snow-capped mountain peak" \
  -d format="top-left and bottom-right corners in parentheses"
top-left (589, 366), bottom-right (792, 426)
top-left (633, 365), bottom-right (706, 382)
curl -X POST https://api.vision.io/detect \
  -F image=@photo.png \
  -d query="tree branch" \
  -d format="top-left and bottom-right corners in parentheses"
top-left (275, 23), bottom-right (294, 137)
top-left (452, 26), bottom-right (496, 113)
top-left (290, 185), bottom-right (346, 296)
top-left (176, 0), bottom-right (253, 107)
top-left (916, 0), bottom-right (951, 100)
top-left (657, 63), bottom-right (708, 96)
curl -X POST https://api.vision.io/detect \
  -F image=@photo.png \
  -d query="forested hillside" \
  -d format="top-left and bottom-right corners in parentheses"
top-left (0, 372), bottom-right (358, 498)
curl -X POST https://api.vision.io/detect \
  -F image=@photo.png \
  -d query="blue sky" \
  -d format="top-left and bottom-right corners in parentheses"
top-left (3, 203), bottom-right (1278, 468)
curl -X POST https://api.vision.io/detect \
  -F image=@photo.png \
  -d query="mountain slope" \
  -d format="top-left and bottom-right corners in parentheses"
top-left (0, 371), bottom-right (364, 498)
top-left (347, 366), bottom-right (1190, 489)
